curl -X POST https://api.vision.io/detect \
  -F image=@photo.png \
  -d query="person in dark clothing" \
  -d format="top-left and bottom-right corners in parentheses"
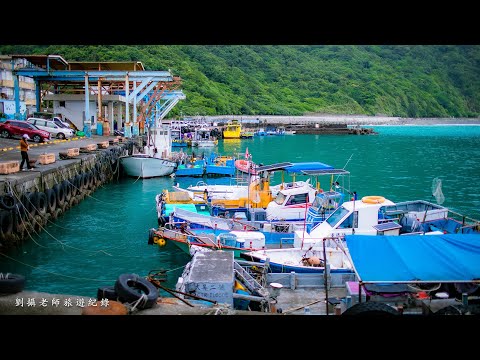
top-left (19, 134), bottom-right (33, 170)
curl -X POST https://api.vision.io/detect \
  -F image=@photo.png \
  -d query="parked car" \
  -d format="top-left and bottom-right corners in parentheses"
top-left (0, 120), bottom-right (51, 143)
top-left (27, 118), bottom-right (75, 139)
top-left (52, 116), bottom-right (73, 130)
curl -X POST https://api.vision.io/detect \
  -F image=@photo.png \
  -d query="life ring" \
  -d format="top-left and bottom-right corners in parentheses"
top-left (114, 273), bottom-right (158, 310)
top-left (362, 196), bottom-right (386, 204)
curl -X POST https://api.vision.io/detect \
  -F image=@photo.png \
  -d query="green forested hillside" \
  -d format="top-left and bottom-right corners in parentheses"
top-left (1, 45), bottom-right (479, 117)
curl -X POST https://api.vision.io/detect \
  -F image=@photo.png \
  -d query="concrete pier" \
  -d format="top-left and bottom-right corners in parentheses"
top-left (0, 135), bottom-right (131, 249)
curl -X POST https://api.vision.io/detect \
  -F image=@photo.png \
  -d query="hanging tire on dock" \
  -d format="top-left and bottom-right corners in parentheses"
top-left (33, 214), bottom-right (43, 233)
top-left (73, 174), bottom-right (82, 195)
top-left (44, 189), bottom-right (57, 214)
top-left (69, 197), bottom-right (78, 207)
top-left (0, 193), bottom-right (17, 211)
top-left (81, 173), bottom-right (89, 190)
top-left (26, 192), bottom-right (38, 217)
top-left (114, 273), bottom-right (159, 310)
top-left (0, 210), bottom-right (13, 238)
top-left (0, 273), bottom-right (25, 294)
top-left (97, 286), bottom-right (118, 301)
top-left (36, 192), bottom-right (47, 217)
top-left (342, 302), bottom-right (399, 316)
top-left (53, 208), bottom-right (63, 220)
top-left (53, 183), bottom-right (65, 207)
top-left (62, 180), bottom-right (72, 202)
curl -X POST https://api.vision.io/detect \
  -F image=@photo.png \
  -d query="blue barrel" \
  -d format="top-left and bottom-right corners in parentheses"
top-left (96, 122), bottom-right (103, 136)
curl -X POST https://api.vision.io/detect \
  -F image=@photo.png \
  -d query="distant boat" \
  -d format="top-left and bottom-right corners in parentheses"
top-left (223, 120), bottom-right (241, 139)
top-left (235, 159), bottom-right (258, 175)
top-left (120, 125), bottom-right (177, 178)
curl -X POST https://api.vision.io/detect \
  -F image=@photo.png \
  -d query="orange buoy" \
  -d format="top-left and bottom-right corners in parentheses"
top-left (81, 300), bottom-right (128, 315)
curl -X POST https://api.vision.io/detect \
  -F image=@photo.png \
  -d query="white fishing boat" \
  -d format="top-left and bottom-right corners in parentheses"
top-left (120, 125), bottom-right (177, 178)
top-left (241, 242), bottom-right (353, 274)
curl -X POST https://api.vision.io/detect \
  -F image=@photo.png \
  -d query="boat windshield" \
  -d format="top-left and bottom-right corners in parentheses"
top-left (274, 192), bottom-right (286, 205)
top-left (326, 206), bottom-right (350, 227)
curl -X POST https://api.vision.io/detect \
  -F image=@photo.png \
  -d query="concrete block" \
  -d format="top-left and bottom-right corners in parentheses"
top-left (184, 251), bottom-right (234, 306)
top-left (0, 161), bottom-right (19, 174)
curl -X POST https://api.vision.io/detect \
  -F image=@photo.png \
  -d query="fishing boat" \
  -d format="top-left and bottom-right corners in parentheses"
top-left (174, 159), bottom-right (206, 177)
top-left (149, 226), bottom-right (266, 258)
top-left (223, 119), bottom-right (241, 139)
top-left (205, 153), bottom-right (236, 176)
top-left (120, 125), bottom-right (177, 178)
top-left (294, 195), bottom-right (480, 250)
top-left (241, 239), bottom-right (354, 274)
top-left (235, 159), bottom-right (258, 175)
top-left (192, 128), bottom-right (217, 147)
top-left (240, 130), bottom-right (254, 138)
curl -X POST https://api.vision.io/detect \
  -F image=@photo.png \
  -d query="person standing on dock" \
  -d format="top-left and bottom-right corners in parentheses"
top-left (19, 134), bottom-right (33, 171)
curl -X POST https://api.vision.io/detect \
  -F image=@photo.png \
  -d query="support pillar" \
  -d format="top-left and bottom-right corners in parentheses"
top-left (124, 75), bottom-right (132, 138)
top-left (35, 80), bottom-right (41, 112)
top-left (83, 75), bottom-right (91, 137)
top-left (133, 81), bottom-right (139, 136)
top-left (109, 101), bottom-right (114, 134)
top-left (13, 74), bottom-right (20, 119)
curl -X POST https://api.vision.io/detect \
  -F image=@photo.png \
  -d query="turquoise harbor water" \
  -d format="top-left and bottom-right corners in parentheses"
top-left (1, 125), bottom-right (480, 297)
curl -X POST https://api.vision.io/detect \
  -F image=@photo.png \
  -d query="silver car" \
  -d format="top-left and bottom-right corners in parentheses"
top-left (27, 118), bottom-right (75, 139)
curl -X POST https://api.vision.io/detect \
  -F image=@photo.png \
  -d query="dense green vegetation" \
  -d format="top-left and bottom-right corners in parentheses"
top-left (1, 45), bottom-right (479, 117)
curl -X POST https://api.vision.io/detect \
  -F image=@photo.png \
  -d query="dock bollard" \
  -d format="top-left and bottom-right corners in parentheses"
top-left (345, 295), bottom-right (352, 309)
top-left (334, 304), bottom-right (342, 315)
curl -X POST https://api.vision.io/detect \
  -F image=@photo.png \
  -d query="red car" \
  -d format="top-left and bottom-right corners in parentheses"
top-left (0, 120), bottom-right (51, 143)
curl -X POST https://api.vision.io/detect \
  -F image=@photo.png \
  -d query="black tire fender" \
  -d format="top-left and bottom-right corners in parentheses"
top-left (0, 273), bottom-right (25, 294)
top-left (0, 210), bottom-right (13, 237)
top-left (342, 302), bottom-right (399, 316)
top-left (53, 183), bottom-right (65, 207)
top-left (0, 193), bottom-right (16, 211)
top-left (45, 188), bottom-right (57, 213)
top-left (62, 180), bottom-right (72, 202)
top-left (114, 273), bottom-right (158, 310)
top-left (81, 173), bottom-right (88, 189)
top-left (36, 192), bottom-right (47, 216)
top-left (28, 192), bottom-right (40, 217)
top-left (97, 286), bottom-right (118, 301)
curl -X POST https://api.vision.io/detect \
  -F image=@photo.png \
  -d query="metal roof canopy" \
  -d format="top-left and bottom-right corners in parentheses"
top-left (255, 162), bottom-right (293, 172)
top-left (301, 169), bottom-right (350, 176)
top-left (11, 54), bottom-right (69, 70)
top-left (68, 61), bottom-right (144, 71)
top-left (12, 70), bottom-right (173, 82)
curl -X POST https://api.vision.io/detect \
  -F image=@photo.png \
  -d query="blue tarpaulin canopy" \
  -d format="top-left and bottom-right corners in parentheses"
top-left (285, 162), bottom-right (333, 174)
top-left (346, 234), bottom-right (480, 283)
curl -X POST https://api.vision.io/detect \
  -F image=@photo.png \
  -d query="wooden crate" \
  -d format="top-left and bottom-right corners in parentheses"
top-left (97, 141), bottom-right (109, 149)
top-left (39, 153), bottom-right (55, 165)
top-left (0, 161), bottom-right (20, 174)
top-left (67, 148), bottom-right (80, 157)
